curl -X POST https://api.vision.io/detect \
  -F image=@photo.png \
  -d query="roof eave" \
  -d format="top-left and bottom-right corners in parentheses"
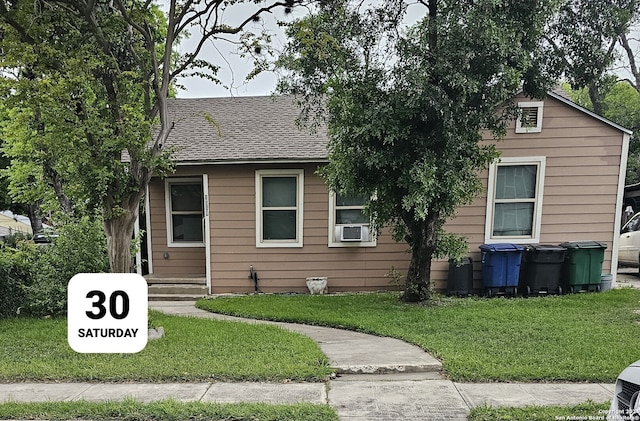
top-left (173, 157), bottom-right (329, 166)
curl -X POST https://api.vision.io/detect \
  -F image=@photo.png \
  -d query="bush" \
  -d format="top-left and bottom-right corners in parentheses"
top-left (0, 242), bottom-right (37, 318)
top-left (2, 231), bottom-right (33, 248)
top-left (23, 216), bottom-right (110, 317)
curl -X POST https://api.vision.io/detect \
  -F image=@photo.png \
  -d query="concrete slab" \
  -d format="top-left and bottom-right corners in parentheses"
top-left (616, 268), bottom-right (640, 289)
top-left (275, 322), bottom-right (442, 374)
top-left (456, 382), bottom-right (613, 408)
top-left (600, 383), bottom-right (616, 394)
top-left (75, 383), bottom-right (210, 403)
top-left (334, 372), bottom-right (445, 381)
top-left (202, 382), bottom-right (326, 404)
top-left (0, 383), bottom-right (93, 402)
top-left (328, 379), bottom-right (470, 421)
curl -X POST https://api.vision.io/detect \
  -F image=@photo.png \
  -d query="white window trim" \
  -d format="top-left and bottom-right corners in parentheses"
top-left (165, 177), bottom-right (205, 248)
top-left (255, 169), bottom-right (304, 248)
top-left (484, 156), bottom-right (546, 244)
top-left (328, 192), bottom-right (377, 248)
top-left (515, 101), bottom-right (544, 133)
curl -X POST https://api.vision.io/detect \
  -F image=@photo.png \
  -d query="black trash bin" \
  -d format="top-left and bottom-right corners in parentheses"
top-left (447, 257), bottom-right (473, 297)
top-left (520, 244), bottom-right (566, 296)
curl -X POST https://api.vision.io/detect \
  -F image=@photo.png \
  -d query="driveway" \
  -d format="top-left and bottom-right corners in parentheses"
top-left (617, 267), bottom-right (640, 288)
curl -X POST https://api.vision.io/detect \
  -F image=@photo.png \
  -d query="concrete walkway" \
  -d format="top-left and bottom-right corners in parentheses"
top-left (151, 301), bottom-right (442, 375)
top-left (145, 301), bottom-right (614, 420)
top-left (2, 289), bottom-right (629, 420)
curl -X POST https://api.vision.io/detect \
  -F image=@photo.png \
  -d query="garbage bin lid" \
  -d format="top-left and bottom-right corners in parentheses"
top-left (524, 244), bottom-right (566, 252)
top-left (479, 243), bottom-right (525, 252)
top-left (559, 241), bottom-right (608, 249)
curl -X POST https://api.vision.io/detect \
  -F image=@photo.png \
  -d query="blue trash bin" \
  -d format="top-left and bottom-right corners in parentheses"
top-left (479, 243), bottom-right (524, 297)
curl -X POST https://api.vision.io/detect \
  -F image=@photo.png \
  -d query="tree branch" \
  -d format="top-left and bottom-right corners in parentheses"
top-left (620, 32), bottom-right (640, 94)
top-left (0, 0), bottom-right (36, 44)
top-left (170, 0), bottom-right (306, 81)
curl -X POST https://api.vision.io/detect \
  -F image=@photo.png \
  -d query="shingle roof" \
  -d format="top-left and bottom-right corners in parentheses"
top-left (159, 91), bottom-right (631, 166)
top-left (161, 96), bottom-right (328, 164)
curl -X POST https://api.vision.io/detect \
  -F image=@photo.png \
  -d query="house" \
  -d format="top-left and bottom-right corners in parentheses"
top-left (0, 210), bottom-right (33, 241)
top-left (141, 92), bottom-right (631, 298)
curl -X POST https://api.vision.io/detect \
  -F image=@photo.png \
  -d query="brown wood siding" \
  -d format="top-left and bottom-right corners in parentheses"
top-left (431, 94), bottom-right (624, 291)
top-left (146, 94), bottom-right (624, 294)
top-left (206, 163), bottom-right (410, 293)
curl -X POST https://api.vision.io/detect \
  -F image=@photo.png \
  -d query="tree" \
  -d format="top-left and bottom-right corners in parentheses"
top-left (276, 0), bottom-right (559, 302)
top-left (0, 0), bottom-right (307, 272)
top-left (0, 103), bottom-right (44, 235)
top-left (543, 0), bottom-right (640, 113)
top-left (564, 81), bottom-right (640, 183)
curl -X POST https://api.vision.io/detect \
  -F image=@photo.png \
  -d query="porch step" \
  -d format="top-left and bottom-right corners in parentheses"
top-left (149, 293), bottom-right (208, 302)
top-left (146, 275), bottom-right (207, 301)
top-left (145, 275), bottom-right (207, 285)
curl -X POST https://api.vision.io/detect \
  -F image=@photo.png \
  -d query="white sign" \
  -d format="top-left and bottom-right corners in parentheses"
top-left (68, 273), bottom-right (148, 353)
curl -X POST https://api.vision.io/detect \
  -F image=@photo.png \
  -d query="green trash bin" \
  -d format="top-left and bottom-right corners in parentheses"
top-left (559, 241), bottom-right (607, 293)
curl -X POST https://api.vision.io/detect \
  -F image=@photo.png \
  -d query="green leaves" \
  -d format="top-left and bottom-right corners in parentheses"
top-left (277, 0), bottom-right (555, 300)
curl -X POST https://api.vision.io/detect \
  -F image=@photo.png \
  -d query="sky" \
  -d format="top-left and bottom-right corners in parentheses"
top-left (173, 3), bottom-right (303, 98)
top-left (172, 3), bottom-right (639, 99)
top-left (172, 1), bottom-right (426, 98)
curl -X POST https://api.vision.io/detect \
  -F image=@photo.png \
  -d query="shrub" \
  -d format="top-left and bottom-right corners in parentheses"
top-left (0, 242), bottom-right (37, 318)
top-left (23, 216), bottom-right (110, 317)
top-left (2, 231), bottom-right (32, 248)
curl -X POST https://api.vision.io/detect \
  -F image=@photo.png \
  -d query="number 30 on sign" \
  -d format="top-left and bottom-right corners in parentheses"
top-left (68, 273), bottom-right (148, 353)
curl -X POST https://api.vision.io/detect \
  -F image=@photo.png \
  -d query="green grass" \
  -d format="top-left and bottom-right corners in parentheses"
top-left (468, 401), bottom-right (610, 420)
top-left (0, 311), bottom-right (333, 382)
top-left (196, 288), bottom-right (640, 382)
top-left (0, 399), bottom-right (338, 421)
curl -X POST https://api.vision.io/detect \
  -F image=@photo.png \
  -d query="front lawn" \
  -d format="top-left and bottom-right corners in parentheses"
top-left (196, 288), bottom-right (640, 382)
top-left (0, 400), bottom-right (339, 421)
top-left (0, 311), bottom-right (332, 382)
top-left (468, 401), bottom-right (610, 421)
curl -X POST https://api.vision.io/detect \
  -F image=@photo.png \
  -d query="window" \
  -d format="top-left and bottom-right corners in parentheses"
top-left (256, 169), bottom-right (304, 247)
top-left (485, 157), bottom-right (545, 243)
top-left (515, 101), bottom-right (544, 133)
top-left (328, 192), bottom-right (376, 247)
top-left (165, 178), bottom-right (204, 247)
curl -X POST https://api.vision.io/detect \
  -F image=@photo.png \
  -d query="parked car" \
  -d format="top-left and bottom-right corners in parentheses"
top-left (619, 212), bottom-right (640, 272)
top-left (608, 359), bottom-right (640, 420)
top-left (33, 228), bottom-right (59, 244)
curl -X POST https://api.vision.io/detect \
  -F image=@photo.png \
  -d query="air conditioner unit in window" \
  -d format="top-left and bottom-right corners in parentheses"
top-left (336, 225), bottom-right (369, 242)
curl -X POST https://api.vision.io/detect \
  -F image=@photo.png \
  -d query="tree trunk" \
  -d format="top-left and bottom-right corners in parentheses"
top-left (27, 200), bottom-right (44, 235)
top-left (588, 82), bottom-right (603, 115)
top-left (103, 203), bottom-right (139, 273)
top-left (402, 216), bottom-right (438, 303)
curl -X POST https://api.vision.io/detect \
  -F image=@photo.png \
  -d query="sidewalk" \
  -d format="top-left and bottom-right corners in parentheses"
top-left (0, 380), bottom-right (614, 421)
top-left (0, 300), bottom-right (614, 421)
